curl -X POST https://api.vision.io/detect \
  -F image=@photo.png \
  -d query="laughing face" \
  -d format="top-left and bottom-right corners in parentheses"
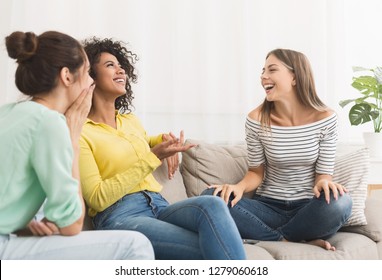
top-left (260, 54), bottom-right (296, 102)
top-left (93, 52), bottom-right (127, 98)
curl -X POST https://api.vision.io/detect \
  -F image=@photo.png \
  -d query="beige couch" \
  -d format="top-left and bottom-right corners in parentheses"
top-left (155, 139), bottom-right (382, 260)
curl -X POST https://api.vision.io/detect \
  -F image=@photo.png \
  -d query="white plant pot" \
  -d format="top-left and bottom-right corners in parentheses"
top-left (363, 132), bottom-right (382, 159)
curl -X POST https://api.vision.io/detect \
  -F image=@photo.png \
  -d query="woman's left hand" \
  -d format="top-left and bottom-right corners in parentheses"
top-left (313, 177), bottom-right (348, 204)
top-left (162, 130), bottom-right (195, 179)
top-left (27, 218), bottom-right (59, 236)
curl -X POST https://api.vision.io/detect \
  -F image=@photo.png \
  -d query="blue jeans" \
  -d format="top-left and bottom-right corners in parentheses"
top-left (201, 189), bottom-right (352, 242)
top-left (93, 191), bottom-right (246, 260)
top-left (0, 231), bottom-right (154, 259)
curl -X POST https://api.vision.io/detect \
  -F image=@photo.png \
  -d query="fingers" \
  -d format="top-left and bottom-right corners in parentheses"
top-left (27, 220), bottom-right (39, 235)
top-left (335, 183), bottom-right (347, 195)
top-left (325, 182), bottom-right (349, 203)
top-left (173, 153), bottom-right (179, 173)
top-left (77, 84), bottom-right (94, 116)
top-left (211, 185), bottom-right (223, 196)
top-left (321, 183), bottom-right (331, 204)
top-left (329, 182), bottom-right (347, 200)
top-left (65, 84), bottom-right (94, 118)
top-left (314, 180), bottom-right (347, 204)
top-left (330, 183), bottom-right (339, 201)
top-left (28, 220), bottom-right (58, 236)
top-left (44, 221), bottom-right (59, 235)
top-left (179, 130), bottom-right (184, 144)
top-left (166, 157), bottom-right (173, 179)
top-left (231, 193), bottom-right (243, 208)
top-left (312, 186), bottom-right (321, 199)
top-left (155, 130), bottom-right (197, 160)
top-left (210, 184), bottom-right (234, 205)
top-left (166, 155), bottom-right (179, 179)
top-left (219, 184), bottom-right (232, 204)
top-left (161, 137), bottom-right (179, 148)
top-left (67, 85), bottom-right (92, 113)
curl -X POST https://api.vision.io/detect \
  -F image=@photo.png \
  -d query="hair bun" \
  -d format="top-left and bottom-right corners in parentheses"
top-left (5, 31), bottom-right (38, 63)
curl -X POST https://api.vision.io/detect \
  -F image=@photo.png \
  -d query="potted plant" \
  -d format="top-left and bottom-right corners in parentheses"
top-left (339, 66), bottom-right (382, 158)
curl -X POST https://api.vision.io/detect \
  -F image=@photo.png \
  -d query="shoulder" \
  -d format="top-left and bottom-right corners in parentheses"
top-left (41, 109), bottom-right (67, 130)
top-left (247, 105), bottom-right (262, 121)
top-left (314, 109), bottom-right (336, 122)
top-left (17, 102), bottom-right (67, 135)
top-left (37, 110), bottom-right (68, 141)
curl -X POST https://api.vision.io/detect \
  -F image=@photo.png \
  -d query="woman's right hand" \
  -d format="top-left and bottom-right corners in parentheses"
top-left (151, 131), bottom-right (196, 161)
top-left (64, 85), bottom-right (95, 145)
top-left (208, 184), bottom-right (245, 207)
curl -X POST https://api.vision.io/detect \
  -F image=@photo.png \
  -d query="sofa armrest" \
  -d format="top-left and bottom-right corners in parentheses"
top-left (340, 197), bottom-right (382, 242)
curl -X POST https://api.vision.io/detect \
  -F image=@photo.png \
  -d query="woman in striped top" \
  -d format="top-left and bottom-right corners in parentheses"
top-left (206, 49), bottom-right (352, 250)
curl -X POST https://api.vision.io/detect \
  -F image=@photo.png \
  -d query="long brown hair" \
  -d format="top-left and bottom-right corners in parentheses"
top-left (5, 31), bottom-right (86, 96)
top-left (260, 49), bottom-right (327, 128)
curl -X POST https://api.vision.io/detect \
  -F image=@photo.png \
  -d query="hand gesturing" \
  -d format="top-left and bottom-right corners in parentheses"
top-left (152, 130), bottom-right (196, 179)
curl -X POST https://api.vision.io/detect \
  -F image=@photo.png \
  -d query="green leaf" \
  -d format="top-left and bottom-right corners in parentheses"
top-left (339, 99), bottom-right (356, 107)
top-left (339, 66), bottom-right (382, 132)
top-left (355, 96), bottom-right (368, 103)
top-left (351, 76), bottom-right (378, 95)
top-left (348, 103), bottom-right (379, 126)
top-left (352, 66), bottom-right (370, 72)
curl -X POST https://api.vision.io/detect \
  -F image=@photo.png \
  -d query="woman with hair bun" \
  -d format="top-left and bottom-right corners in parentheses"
top-left (0, 31), bottom-right (154, 259)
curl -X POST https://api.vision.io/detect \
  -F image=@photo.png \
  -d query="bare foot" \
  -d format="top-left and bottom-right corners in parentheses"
top-left (306, 239), bottom-right (336, 251)
top-left (282, 238), bottom-right (335, 251)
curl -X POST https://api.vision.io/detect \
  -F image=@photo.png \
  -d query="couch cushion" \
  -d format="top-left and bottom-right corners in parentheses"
top-left (243, 244), bottom-right (275, 260)
top-left (154, 160), bottom-right (189, 204)
top-left (255, 232), bottom-right (378, 259)
top-left (180, 139), bottom-right (247, 197)
top-left (181, 139), bottom-right (369, 226)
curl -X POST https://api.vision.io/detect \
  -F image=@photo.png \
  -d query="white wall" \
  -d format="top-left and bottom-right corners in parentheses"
top-left (1, 0), bottom-right (382, 144)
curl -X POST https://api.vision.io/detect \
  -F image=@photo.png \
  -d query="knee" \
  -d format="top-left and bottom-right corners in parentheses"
top-left (322, 192), bottom-right (352, 220)
top-left (123, 231), bottom-right (155, 260)
top-left (200, 188), bottom-right (215, 196)
top-left (194, 195), bottom-right (227, 212)
top-left (336, 192), bottom-right (353, 217)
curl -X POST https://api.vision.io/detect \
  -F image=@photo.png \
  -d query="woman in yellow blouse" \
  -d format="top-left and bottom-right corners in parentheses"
top-left (79, 37), bottom-right (246, 260)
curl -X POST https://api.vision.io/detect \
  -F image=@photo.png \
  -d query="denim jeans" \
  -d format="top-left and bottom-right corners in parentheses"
top-left (0, 230), bottom-right (154, 259)
top-left (93, 191), bottom-right (246, 260)
top-left (201, 189), bottom-right (352, 242)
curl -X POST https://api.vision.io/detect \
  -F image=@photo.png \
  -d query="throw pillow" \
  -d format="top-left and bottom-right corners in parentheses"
top-left (181, 139), bottom-right (369, 227)
top-left (333, 147), bottom-right (369, 227)
top-left (180, 139), bottom-right (248, 197)
top-left (339, 197), bottom-right (382, 242)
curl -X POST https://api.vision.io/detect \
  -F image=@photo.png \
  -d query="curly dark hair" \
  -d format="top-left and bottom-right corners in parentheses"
top-left (82, 37), bottom-right (138, 113)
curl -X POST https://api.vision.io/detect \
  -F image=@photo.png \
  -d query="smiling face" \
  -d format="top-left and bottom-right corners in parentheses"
top-left (260, 54), bottom-right (296, 102)
top-left (93, 52), bottom-right (127, 98)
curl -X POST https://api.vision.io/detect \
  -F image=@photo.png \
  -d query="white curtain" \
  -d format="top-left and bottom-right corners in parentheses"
top-left (1, 0), bottom-right (381, 144)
